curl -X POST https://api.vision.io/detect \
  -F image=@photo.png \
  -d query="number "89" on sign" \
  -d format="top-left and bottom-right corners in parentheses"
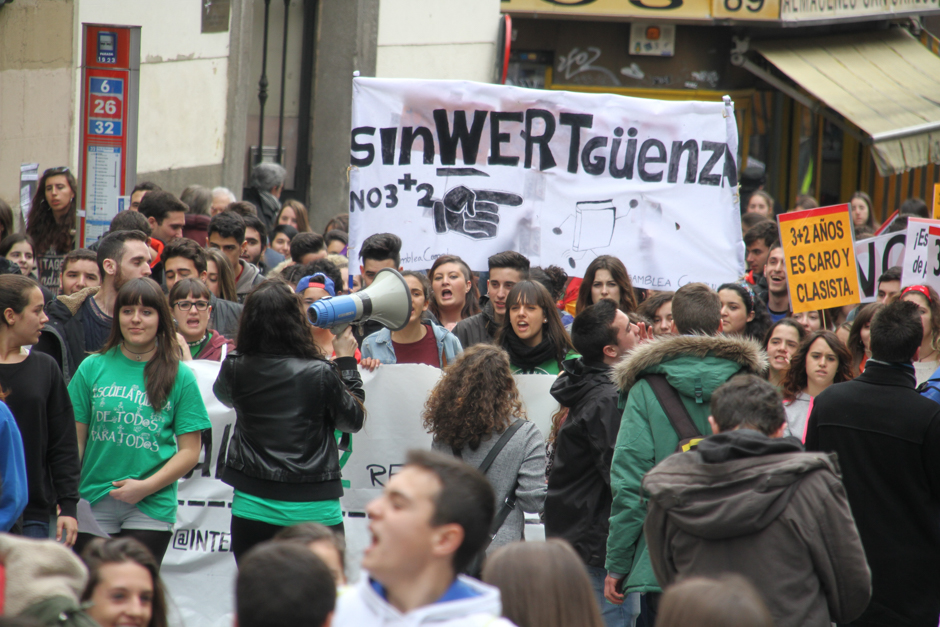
top-left (723, 0), bottom-right (765, 11)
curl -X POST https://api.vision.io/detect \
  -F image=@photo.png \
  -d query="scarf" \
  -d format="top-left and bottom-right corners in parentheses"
top-left (504, 332), bottom-right (557, 370)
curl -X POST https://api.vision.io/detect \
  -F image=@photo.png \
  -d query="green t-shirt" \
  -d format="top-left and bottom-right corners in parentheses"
top-left (231, 491), bottom-right (342, 527)
top-left (68, 348), bottom-right (211, 523)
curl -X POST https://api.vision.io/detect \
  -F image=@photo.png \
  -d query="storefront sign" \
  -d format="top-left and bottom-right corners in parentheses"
top-left (901, 217), bottom-right (940, 294)
top-left (778, 204), bottom-right (861, 313)
top-left (501, 0), bottom-right (713, 20)
top-left (501, 0), bottom-right (940, 21)
top-left (778, 0), bottom-right (940, 20)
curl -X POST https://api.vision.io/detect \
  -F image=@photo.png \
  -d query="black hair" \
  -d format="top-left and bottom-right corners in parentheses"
top-left (325, 229), bottom-right (348, 246)
top-left (168, 277), bottom-right (212, 305)
top-left (870, 300), bottom-right (923, 362)
top-left (162, 238), bottom-right (207, 274)
top-left (302, 258), bottom-right (342, 289)
top-left (236, 280), bottom-right (323, 359)
top-left (236, 542), bottom-right (335, 627)
top-left (227, 201), bottom-right (259, 218)
top-left (100, 278), bottom-right (179, 411)
top-left (109, 209), bottom-right (152, 236)
top-left (743, 221), bottom-right (779, 248)
top-left (0, 234), bottom-right (35, 259)
top-left (878, 265), bottom-right (902, 285)
top-left (899, 197), bottom-right (929, 218)
top-left (0, 275), bottom-right (40, 323)
top-left (717, 283), bottom-right (771, 342)
top-left (132, 181), bottom-right (162, 195)
top-left (242, 214), bottom-right (268, 246)
top-left (405, 449), bottom-right (495, 575)
top-left (497, 281), bottom-right (574, 367)
top-left (290, 232), bottom-right (326, 263)
top-left (0, 198), bottom-right (14, 241)
top-left (138, 190), bottom-right (188, 224)
top-left (208, 210), bottom-right (246, 244)
top-left (530, 266), bottom-right (568, 302)
top-left (272, 224), bottom-right (298, 241)
top-left (62, 248), bottom-right (99, 273)
top-left (488, 250), bottom-right (530, 276)
top-left (96, 230), bottom-right (150, 278)
top-left (359, 233), bottom-right (402, 266)
top-left (570, 299), bottom-right (620, 364)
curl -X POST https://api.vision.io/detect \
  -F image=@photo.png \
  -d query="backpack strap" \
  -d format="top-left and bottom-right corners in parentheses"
top-left (642, 374), bottom-right (702, 442)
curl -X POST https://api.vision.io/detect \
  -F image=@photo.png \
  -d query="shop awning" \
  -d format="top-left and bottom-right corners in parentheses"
top-left (750, 29), bottom-right (940, 176)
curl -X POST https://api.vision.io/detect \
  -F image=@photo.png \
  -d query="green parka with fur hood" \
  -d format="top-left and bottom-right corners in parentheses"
top-left (604, 333), bottom-right (766, 592)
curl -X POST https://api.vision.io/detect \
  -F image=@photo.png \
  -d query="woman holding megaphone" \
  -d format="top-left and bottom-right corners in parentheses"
top-left (214, 280), bottom-right (365, 562)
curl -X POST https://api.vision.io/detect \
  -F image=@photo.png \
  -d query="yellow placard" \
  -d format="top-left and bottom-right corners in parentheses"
top-left (501, 0), bottom-right (713, 20)
top-left (711, 0), bottom-right (780, 19)
top-left (777, 204), bottom-right (861, 314)
top-left (933, 183), bottom-right (940, 220)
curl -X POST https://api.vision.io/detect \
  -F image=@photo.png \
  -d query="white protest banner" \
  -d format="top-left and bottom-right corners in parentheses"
top-left (855, 231), bottom-right (906, 303)
top-left (161, 362), bottom-right (558, 623)
top-left (901, 218), bottom-right (940, 292)
top-left (349, 77), bottom-right (744, 288)
top-left (162, 360), bottom-right (237, 627)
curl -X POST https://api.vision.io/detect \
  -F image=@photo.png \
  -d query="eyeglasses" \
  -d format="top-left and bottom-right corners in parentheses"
top-left (173, 300), bottom-right (210, 311)
top-left (43, 166), bottom-right (70, 176)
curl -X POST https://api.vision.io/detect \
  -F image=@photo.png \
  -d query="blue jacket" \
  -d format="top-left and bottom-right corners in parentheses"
top-left (0, 401), bottom-right (27, 531)
top-left (361, 324), bottom-right (463, 367)
top-left (920, 364), bottom-right (940, 405)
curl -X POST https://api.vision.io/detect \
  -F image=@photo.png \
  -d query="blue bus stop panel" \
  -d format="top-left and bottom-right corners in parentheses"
top-left (89, 77), bottom-right (124, 96)
top-left (88, 119), bottom-right (123, 136)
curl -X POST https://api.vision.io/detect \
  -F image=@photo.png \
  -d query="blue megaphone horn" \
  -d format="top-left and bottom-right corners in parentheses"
top-left (306, 268), bottom-right (413, 335)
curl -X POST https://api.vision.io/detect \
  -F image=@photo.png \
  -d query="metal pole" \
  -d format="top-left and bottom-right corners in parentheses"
top-left (257, 0), bottom-right (272, 164)
top-left (277, 0), bottom-right (290, 164)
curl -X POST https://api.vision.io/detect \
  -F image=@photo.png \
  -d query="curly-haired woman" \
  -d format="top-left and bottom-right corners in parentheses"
top-left (780, 330), bottom-right (853, 440)
top-left (422, 344), bottom-right (546, 556)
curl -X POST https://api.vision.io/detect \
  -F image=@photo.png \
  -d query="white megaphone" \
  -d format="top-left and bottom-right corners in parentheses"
top-left (306, 267), bottom-right (413, 335)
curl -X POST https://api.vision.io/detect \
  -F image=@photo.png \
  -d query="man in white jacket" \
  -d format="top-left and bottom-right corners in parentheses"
top-left (333, 450), bottom-right (516, 626)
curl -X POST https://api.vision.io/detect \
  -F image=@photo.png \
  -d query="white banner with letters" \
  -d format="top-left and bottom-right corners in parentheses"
top-left (160, 362), bottom-right (559, 626)
top-left (855, 231), bottom-right (906, 303)
top-left (349, 77), bottom-right (744, 288)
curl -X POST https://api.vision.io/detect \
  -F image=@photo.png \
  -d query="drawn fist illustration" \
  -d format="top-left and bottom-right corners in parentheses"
top-left (433, 186), bottom-right (523, 240)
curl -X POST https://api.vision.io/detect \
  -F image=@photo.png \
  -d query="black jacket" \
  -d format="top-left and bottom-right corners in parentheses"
top-left (545, 357), bottom-right (621, 568)
top-left (209, 294), bottom-right (242, 340)
top-left (34, 287), bottom-right (98, 383)
top-left (806, 360), bottom-right (940, 627)
top-left (214, 354), bottom-right (365, 501)
top-left (453, 301), bottom-right (498, 349)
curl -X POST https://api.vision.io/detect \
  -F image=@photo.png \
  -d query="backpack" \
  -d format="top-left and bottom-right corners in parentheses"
top-left (641, 374), bottom-right (704, 453)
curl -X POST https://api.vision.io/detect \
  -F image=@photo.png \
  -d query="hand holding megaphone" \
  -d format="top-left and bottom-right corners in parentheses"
top-left (306, 267), bottom-right (413, 335)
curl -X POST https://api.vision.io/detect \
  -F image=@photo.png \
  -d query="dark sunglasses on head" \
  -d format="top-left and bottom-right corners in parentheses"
top-left (43, 166), bottom-right (70, 177)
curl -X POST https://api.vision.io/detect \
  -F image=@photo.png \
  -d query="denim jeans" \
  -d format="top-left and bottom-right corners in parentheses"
top-left (21, 518), bottom-right (51, 540)
top-left (585, 565), bottom-right (641, 627)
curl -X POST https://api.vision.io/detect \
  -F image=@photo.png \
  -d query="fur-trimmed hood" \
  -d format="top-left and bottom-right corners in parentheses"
top-left (612, 333), bottom-right (766, 393)
top-left (55, 285), bottom-right (99, 316)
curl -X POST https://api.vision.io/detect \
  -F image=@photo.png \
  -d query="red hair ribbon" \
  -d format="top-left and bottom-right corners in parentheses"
top-left (901, 285), bottom-right (933, 302)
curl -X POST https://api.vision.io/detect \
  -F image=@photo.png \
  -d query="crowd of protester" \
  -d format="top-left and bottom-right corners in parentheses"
top-left (0, 162), bottom-right (937, 627)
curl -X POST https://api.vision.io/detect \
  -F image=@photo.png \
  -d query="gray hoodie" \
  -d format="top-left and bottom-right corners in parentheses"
top-left (643, 429), bottom-right (871, 627)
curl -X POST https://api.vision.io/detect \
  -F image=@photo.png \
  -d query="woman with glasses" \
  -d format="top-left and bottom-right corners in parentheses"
top-left (26, 167), bottom-right (78, 289)
top-left (169, 278), bottom-right (233, 361)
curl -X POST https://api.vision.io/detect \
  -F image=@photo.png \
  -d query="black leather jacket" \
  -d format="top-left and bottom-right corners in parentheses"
top-left (214, 354), bottom-right (365, 501)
